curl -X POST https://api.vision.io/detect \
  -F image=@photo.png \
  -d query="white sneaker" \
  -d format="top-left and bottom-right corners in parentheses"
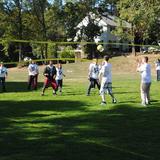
top-left (100, 101), bottom-right (106, 106)
top-left (141, 102), bottom-right (146, 106)
top-left (112, 98), bottom-right (117, 104)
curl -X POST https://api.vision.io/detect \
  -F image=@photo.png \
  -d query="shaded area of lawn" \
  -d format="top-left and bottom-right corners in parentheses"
top-left (1, 82), bottom-right (44, 93)
top-left (0, 99), bottom-right (160, 160)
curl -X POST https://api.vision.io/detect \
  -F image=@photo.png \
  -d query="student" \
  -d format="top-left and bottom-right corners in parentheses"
top-left (0, 62), bottom-right (8, 92)
top-left (55, 62), bottom-right (65, 95)
top-left (99, 56), bottom-right (117, 105)
top-left (155, 58), bottom-right (160, 81)
top-left (137, 56), bottom-right (151, 106)
top-left (41, 60), bottom-right (57, 96)
top-left (87, 59), bottom-right (100, 96)
top-left (27, 60), bottom-right (39, 90)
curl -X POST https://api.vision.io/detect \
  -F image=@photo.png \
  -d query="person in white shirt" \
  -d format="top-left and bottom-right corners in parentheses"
top-left (155, 58), bottom-right (160, 81)
top-left (0, 62), bottom-right (8, 92)
top-left (55, 62), bottom-right (65, 95)
top-left (99, 56), bottom-right (117, 105)
top-left (87, 59), bottom-right (100, 96)
top-left (27, 60), bottom-right (39, 90)
top-left (137, 56), bottom-right (151, 106)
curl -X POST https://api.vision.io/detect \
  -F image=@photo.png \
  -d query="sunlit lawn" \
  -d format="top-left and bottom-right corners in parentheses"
top-left (0, 58), bottom-right (160, 160)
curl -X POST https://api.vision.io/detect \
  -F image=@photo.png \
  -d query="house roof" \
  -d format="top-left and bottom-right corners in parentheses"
top-left (76, 13), bottom-right (131, 30)
top-left (74, 12), bottom-right (131, 42)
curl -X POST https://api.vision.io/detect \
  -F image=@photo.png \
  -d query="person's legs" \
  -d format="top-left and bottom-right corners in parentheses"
top-left (51, 79), bottom-right (58, 95)
top-left (33, 74), bottom-right (38, 90)
top-left (95, 79), bottom-right (100, 90)
top-left (0, 78), bottom-right (1, 91)
top-left (59, 80), bottom-right (63, 95)
top-left (41, 78), bottom-right (49, 95)
top-left (87, 78), bottom-right (94, 95)
top-left (141, 83), bottom-right (147, 106)
top-left (1, 77), bottom-right (6, 92)
top-left (28, 75), bottom-right (34, 90)
top-left (157, 70), bottom-right (160, 81)
top-left (99, 80), bottom-right (107, 105)
top-left (107, 83), bottom-right (117, 103)
top-left (146, 83), bottom-right (151, 104)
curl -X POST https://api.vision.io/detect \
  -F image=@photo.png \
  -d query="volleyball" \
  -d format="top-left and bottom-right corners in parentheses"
top-left (97, 45), bottom-right (104, 52)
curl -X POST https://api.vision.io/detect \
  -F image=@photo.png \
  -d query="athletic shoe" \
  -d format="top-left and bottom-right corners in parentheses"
top-left (53, 92), bottom-right (57, 96)
top-left (86, 94), bottom-right (90, 96)
top-left (141, 102), bottom-right (146, 106)
top-left (112, 98), bottom-right (117, 104)
top-left (41, 93), bottom-right (44, 96)
top-left (146, 101), bottom-right (151, 105)
top-left (100, 101), bottom-right (106, 106)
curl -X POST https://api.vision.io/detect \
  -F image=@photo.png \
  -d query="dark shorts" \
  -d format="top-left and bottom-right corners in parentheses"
top-left (89, 78), bottom-right (100, 88)
top-left (0, 77), bottom-right (5, 85)
top-left (56, 79), bottom-right (63, 88)
top-left (157, 70), bottom-right (160, 81)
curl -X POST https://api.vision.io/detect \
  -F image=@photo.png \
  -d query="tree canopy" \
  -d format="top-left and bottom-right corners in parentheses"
top-left (0, 0), bottom-right (159, 61)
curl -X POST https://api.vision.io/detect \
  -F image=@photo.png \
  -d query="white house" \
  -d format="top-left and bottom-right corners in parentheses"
top-left (74, 13), bottom-right (131, 52)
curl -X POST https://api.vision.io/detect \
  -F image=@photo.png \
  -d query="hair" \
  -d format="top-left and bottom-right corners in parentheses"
top-left (104, 55), bottom-right (110, 61)
top-left (144, 56), bottom-right (148, 63)
top-left (93, 58), bottom-right (98, 62)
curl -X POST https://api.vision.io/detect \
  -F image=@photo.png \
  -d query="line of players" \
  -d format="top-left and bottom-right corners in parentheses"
top-left (0, 56), bottom-right (160, 106)
top-left (0, 60), bottom-right (65, 96)
top-left (27, 60), bottom-right (65, 96)
top-left (87, 56), bottom-right (155, 106)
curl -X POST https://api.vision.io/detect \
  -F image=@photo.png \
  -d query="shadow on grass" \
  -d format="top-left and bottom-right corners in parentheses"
top-left (0, 100), bottom-right (160, 160)
top-left (2, 82), bottom-right (44, 93)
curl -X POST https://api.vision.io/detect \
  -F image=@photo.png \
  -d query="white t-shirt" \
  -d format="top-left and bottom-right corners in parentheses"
top-left (138, 63), bottom-right (151, 83)
top-left (89, 63), bottom-right (100, 79)
top-left (28, 64), bottom-right (39, 76)
top-left (155, 61), bottom-right (160, 70)
top-left (99, 62), bottom-right (112, 83)
top-left (56, 68), bottom-right (63, 80)
top-left (0, 66), bottom-right (7, 78)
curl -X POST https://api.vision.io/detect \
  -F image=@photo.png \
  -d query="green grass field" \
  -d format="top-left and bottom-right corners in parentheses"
top-left (0, 56), bottom-right (160, 160)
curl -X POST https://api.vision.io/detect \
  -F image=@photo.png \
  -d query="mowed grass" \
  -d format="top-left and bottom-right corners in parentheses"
top-left (0, 56), bottom-right (160, 160)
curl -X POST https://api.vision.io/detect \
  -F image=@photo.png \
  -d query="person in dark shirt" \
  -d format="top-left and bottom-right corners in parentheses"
top-left (41, 61), bottom-right (57, 96)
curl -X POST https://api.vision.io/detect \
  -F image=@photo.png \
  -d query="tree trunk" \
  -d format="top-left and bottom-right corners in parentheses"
top-left (17, 0), bottom-right (23, 62)
top-left (131, 23), bottom-right (136, 56)
top-left (132, 44), bottom-right (136, 56)
top-left (19, 43), bottom-right (22, 62)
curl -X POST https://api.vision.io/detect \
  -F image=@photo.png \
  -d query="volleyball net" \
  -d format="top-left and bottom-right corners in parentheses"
top-left (0, 39), bottom-right (160, 65)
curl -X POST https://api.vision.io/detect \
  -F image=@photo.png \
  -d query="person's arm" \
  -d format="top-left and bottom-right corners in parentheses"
top-left (5, 68), bottom-right (8, 77)
top-left (62, 69), bottom-right (66, 77)
top-left (53, 66), bottom-right (57, 79)
top-left (88, 64), bottom-right (92, 78)
top-left (28, 65), bottom-right (31, 73)
top-left (43, 67), bottom-right (48, 77)
top-left (62, 73), bottom-right (66, 77)
top-left (36, 65), bottom-right (39, 75)
top-left (137, 63), bottom-right (145, 73)
top-left (98, 66), bottom-right (104, 80)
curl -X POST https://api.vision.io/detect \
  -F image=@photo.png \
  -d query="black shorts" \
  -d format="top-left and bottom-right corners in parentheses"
top-left (89, 78), bottom-right (100, 88)
top-left (56, 79), bottom-right (63, 88)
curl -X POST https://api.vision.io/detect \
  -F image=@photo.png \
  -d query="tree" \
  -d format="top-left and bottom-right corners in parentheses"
top-left (0, 0), bottom-right (35, 61)
top-left (115, 0), bottom-right (160, 55)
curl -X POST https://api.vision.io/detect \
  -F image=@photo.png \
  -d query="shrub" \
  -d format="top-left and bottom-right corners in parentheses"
top-left (60, 46), bottom-right (75, 58)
